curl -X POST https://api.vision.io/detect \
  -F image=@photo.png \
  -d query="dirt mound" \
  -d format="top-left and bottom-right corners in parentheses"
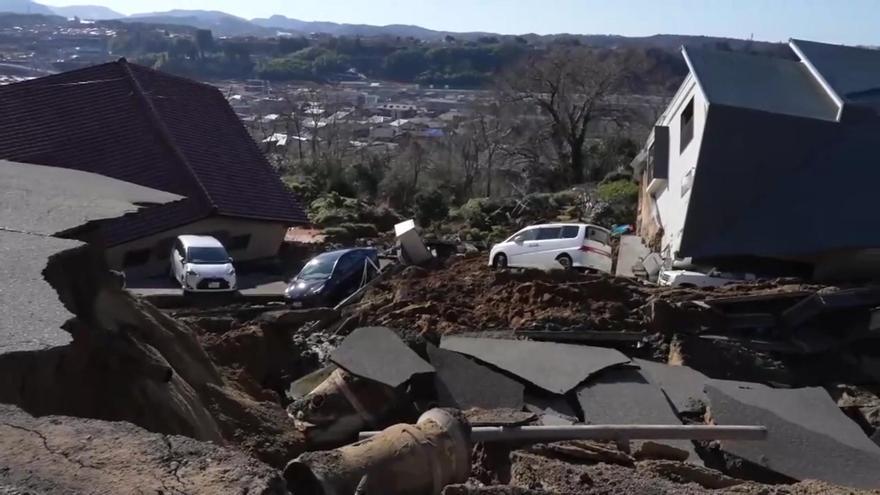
top-left (353, 255), bottom-right (649, 335)
top-left (0, 404), bottom-right (286, 494)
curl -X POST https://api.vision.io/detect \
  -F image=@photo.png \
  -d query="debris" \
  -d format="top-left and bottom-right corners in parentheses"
top-left (575, 368), bottom-right (702, 463)
top-left (330, 327), bottom-right (435, 388)
top-left (465, 408), bottom-right (537, 427)
top-left (255, 308), bottom-right (340, 329)
top-left (396, 218), bottom-right (434, 265)
top-left (540, 439), bottom-right (637, 464)
top-left (285, 408), bottom-right (471, 495)
top-left (781, 286), bottom-right (880, 328)
top-left (427, 344), bottom-right (525, 410)
top-left (633, 359), bottom-right (710, 415)
top-left (524, 394), bottom-right (579, 426)
top-left (354, 255), bottom-right (647, 335)
top-left (288, 367), bottom-right (401, 446)
top-left (441, 336), bottom-right (629, 394)
top-left (637, 460), bottom-right (745, 489)
top-left (705, 379), bottom-right (880, 488)
top-left (286, 364), bottom-right (337, 401)
top-left (517, 329), bottom-right (649, 345)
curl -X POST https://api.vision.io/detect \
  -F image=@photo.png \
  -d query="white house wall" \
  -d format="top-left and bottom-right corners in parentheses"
top-left (651, 74), bottom-right (708, 258)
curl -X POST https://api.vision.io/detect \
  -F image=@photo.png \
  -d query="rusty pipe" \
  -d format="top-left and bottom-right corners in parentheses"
top-left (360, 424), bottom-right (767, 443)
top-left (285, 408), bottom-right (471, 495)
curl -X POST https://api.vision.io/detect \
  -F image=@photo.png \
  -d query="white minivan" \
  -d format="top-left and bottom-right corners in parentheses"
top-left (170, 235), bottom-right (237, 292)
top-left (488, 223), bottom-right (613, 273)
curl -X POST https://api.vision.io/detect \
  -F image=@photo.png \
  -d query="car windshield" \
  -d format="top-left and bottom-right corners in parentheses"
top-left (187, 246), bottom-right (229, 264)
top-left (297, 254), bottom-right (340, 280)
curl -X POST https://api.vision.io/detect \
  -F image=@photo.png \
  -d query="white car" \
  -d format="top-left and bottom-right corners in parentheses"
top-left (489, 223), bottom-right (613, 273)
top-left (170, 235), bottom-right (237, 292)
top-left (658, 269), bottom-right (754, 288)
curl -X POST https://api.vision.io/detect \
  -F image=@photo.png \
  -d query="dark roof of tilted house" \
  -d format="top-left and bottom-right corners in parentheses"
top-left (791, 38), bottom-right (880, 101)
top-left (683, 46), bottom-right (839, 121)
top-left (677, 43), bottom-right (880, 260)
top-left (0, 59), bottom-right (307, 245)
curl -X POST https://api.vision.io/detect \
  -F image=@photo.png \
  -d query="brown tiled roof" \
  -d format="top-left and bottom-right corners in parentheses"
top-left (0, 59), bottom-right (307, 245)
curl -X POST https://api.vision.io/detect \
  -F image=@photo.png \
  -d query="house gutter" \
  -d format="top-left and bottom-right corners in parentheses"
top-left (789, 40), bottom-right (846, 122)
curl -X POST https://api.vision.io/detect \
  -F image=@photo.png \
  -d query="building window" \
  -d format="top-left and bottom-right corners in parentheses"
top-left (227, 234), bottom-right (252, 251)
top-left (681, 169), bottom-right (694, 197)
top-left (680, 98), bottom-right (694, 153)
top-left (122, 248), bottom-right (151, 267)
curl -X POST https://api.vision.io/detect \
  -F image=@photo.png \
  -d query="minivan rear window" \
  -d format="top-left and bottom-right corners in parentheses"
top-left (561, 226), bottom-right (580, 239)
top-left (587, 227), bottom-right (610, 245)
top-left (536, 227), bottom-right (562, 240)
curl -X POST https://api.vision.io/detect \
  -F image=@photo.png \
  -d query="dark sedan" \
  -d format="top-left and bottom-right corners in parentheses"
top-left (284, 248), bottom-right (380, 307)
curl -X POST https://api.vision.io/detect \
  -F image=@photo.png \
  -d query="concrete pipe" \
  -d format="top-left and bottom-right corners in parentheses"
top-left (285, 408), bottom-right (471, 495)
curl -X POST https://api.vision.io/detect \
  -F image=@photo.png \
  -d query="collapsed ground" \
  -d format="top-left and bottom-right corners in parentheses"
top-left (5, 250), bottom-right (880, 493)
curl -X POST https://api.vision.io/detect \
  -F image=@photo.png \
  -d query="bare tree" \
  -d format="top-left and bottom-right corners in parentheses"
top-left (499, 47), bottom-right (638, 184)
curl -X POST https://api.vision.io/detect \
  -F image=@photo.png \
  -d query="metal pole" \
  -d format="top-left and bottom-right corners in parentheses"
top-left (359, 424), bottom-right (767, 442)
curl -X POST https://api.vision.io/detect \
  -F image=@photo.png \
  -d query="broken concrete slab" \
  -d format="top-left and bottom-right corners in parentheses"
top-left (524, 394), bottom-right (579, 426)
top-left (615, 235), bottom-right (651, 278)
top-left (633, 359), bottom-right (710, 415)
top-left (0, 160), bottom-right (183, 355)
top-left (441, 336), bottom-right (629, 394)
top-left (0, 230), bottom-right (81, 354)
top-left (0, 159), bottom-right (182, 237)
top-left (575, 368), bottom-right (701, 464)
top-left (0, 404), bottom-right (286, 494)
top-left (330, 327), bottom-right (434, 388)
top-left (427, 344), bottom-right (524, 410)
top-left (705, 379), bottom-right (880, 489)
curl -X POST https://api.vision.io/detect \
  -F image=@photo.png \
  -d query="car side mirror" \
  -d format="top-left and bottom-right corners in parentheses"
top-left (513, 235), bottom-right (524, 244)
top-left (228, 257), bottom-right (234, 263)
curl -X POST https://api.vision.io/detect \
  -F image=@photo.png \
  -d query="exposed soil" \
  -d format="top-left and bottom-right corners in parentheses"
top-left (350, 255), bottom-right (815, 338)
top-left (499, 449), bottom-right (876, 495)
top-left (353, 255), bottom-right (649, 335)
top-left (0, 404), bottom-right (286, 494)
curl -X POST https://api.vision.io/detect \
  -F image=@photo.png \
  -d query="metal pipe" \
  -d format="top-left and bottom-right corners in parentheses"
top-left (360, 424), bottom-right (767, 443)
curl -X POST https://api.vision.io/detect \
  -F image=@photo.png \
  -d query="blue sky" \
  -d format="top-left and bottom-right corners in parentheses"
top-left (43, 0), bottom-right (880, 46)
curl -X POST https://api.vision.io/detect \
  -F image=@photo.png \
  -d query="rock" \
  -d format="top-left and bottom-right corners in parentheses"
top-left (637, 460), bottom-right (744, 489)
top-left (0, 404), bottom-right (286, 494)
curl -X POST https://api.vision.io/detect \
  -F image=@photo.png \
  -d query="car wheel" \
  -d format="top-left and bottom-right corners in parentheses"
top-left (557, 254), bottom-right (573, 270)
top-left (492, 253), bottom-right (508, 270)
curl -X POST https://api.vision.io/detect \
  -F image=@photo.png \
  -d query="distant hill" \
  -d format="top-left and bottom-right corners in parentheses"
top-left (49, 4), bottom-right (122, 19)
top-left (127, 9), bottom-right (273, 36)
top-left (252, 15), bottom-right (486, 39)
top-left (0, 3), bottom-right (784, 54)
top-left (0, 0), bottom-right (53, 15)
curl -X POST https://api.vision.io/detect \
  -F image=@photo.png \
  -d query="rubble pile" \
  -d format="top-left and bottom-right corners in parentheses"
top-left (281, 324), bottom-right (880, 494)
top-left (352, 255), bottom-right (650, 334)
